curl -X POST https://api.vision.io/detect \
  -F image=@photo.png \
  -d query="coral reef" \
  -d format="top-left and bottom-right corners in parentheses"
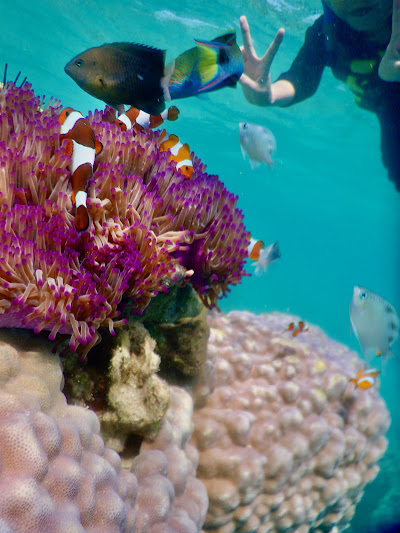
top-left (0, 328), bottom-right (137, 532)
top-left (133, 386), bottom-right (209, 533)
top-left (191, 311), bottom-right (390, 533)
top-left (99, 321), bottom-right (170, 449)
top-left (0, 329), bottom-right (208, 533)
top-left (138, 285), bottom-right (210, 377)
top-left (0, 81), bottom-right (248, 356)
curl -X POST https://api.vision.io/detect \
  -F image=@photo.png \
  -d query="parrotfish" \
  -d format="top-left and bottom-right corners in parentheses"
top-left (166, 32), bottom-right (244, 100)
top-left (350, 286), bottom-right (399, 364)
top-left (115, 105), bottom-right (179, 132)
top-left (59, 107), bottom-right (103, 231)
top-left (350, 368), bottom-right (380, 390)
top-left (158, 130), bottom-right (193, 179)
top-left (239, 122), bottom-right (277, 169)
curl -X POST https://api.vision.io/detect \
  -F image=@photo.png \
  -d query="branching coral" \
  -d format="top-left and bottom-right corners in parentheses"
top-left (0, 81), bottom-right (249, 355)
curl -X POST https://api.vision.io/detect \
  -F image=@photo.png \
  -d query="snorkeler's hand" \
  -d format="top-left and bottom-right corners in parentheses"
top-left (378, 0), bottom-right (400, 82)
top-left (239, 16), bottom-right (285, 106)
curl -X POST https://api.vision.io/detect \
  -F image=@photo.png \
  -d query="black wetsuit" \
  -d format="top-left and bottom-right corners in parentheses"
top-left (276, 6), bottom-right (400, 190)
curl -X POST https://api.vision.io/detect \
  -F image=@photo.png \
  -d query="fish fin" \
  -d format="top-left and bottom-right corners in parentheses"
top-left (249, 158), bottom-right (261, 170)
top-left (64, 139), bottom-right (74, 157)
top-left (194, 32), bottom-right (237, 49)
top-left (161, 60), bottom-right (175, 101)
top-left (210, 32), bottom-right (237, 46)
top-left (240, 145), bottom-right (246, 160)
top-left (106, 102), bottom-right (126, 114)
top-left (110, 42), bottom-right (166, 64)
top-left (193, 43), bottom-right (219, 87)
top-left (95, 140), bottom-right (103, 155)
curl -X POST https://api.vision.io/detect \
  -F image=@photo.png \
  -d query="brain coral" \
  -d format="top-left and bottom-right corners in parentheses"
top-left (0, 81), bottom-right (249, 356)
top-left (0, 327), bottom-right (137, 533)
top-left (0, 327), bottom-right (208, 533)
top-left (191, 311), bottom-right (390, 533)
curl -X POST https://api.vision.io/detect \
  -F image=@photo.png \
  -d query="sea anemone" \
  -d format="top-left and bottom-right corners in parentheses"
top-left (0, 81), bottom-right (249, 355)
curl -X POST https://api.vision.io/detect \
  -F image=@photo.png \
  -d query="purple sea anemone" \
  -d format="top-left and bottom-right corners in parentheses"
top-left (0, 81), bottom-right (249, 355)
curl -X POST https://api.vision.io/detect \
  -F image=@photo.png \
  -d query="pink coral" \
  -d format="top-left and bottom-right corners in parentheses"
top-left (0, 329), bottom-right (208, 533)
top-left (190, 311), bottom-right (390, 532)
top-left (0, 328), bottom-right (137, 532)
top-left (132, 386), bottom-right (209, 533)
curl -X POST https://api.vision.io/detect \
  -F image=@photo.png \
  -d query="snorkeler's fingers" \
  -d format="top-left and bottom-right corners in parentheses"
top-left (262, 28), bottom-right (285, 70)
top-left (239, 72), bottom-right (269, 92)
top-left (240, 16), bottom-right (257, 58)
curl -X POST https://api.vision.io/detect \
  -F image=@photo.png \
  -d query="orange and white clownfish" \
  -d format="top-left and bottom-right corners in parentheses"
top-left (282, 320), bottom-right (309, 337)
top-left (350, 368), bottom-right (380, 390)
top-left (247, 237), bottom-right (264, 261)
top-left (59, 107), bottom-right (103, 231)
top-left (158, 129), bottom-right (193, 179)
top-left (247, 237), bottom-right (280, 276)
top-left (115, 105), bottom-right (179, 132)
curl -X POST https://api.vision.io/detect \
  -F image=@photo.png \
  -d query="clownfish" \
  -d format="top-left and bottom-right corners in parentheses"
top-left (247, 237), bottom-right (280, 276)
top-left (350, 368), bottom-right (380, 390)
top-left (158, 129), bottom-right (193, 179)
top-left (59, 107), bottom-right (103, 231)
top-left (115, 105), bottom-right (179, 132)
top-left (282, 320), bottom-right (309, 337)
top-left (247, 237), bottom-right (264, 261)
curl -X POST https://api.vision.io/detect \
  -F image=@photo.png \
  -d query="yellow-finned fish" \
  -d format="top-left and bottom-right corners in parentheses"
top-left (166, 32), bottom-right (243, 100)
top-left (350, 286), bottom-right (399, 363)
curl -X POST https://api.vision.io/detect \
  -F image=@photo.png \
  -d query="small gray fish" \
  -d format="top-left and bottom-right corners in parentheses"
top-left (350, 286), bottom-right (399, 363)
top-left (239, 122), bottom-right (276, 169)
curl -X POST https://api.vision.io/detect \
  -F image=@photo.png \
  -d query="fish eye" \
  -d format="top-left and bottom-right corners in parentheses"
top-left (243, 123), bottom-right (248, 129)
top-left (360, 292), bottom-right (367, 300)
top-left (74, 59), bottom-right (84, 67)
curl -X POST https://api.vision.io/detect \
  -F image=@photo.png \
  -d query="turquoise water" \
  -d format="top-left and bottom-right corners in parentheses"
top-left (2, 0), bottom-right (399, 530)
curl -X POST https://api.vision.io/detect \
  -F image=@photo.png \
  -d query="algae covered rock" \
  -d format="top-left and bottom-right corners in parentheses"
top-left (138, 284), bottom-right (210, 376)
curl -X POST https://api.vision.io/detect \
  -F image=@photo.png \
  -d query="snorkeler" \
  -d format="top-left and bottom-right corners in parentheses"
top-left (239, 0), bottom-right (400, 191)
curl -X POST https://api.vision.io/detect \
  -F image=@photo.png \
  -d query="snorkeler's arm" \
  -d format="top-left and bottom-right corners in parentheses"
top-left (239, 16), bottom-right (294, 106)
top-left (276, 16), bottom-right (326, 106)
top-left (379, 0), bottom-right (400, 82)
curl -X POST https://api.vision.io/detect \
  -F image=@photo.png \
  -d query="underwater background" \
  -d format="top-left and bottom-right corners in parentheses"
top-left (1, 0), bottom-right (399, 531)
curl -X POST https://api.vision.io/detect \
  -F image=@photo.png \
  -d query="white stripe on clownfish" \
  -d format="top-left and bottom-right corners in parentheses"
top-left (115, 105), bottom-right (179, 132)
top-left (59, 107), bottom-right (102, 232)
top-left (158, 129), bottom-right (193, 179)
